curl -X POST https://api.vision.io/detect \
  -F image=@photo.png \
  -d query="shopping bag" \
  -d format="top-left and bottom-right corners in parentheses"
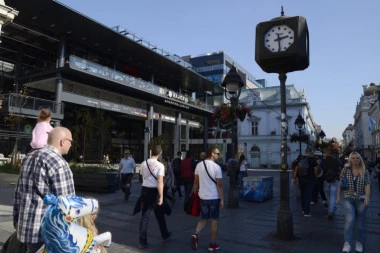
top-left (186, 192), bottom-right (200, 217)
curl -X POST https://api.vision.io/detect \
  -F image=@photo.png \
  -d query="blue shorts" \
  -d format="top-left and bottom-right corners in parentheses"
top-left (200, 199), bottom-right (220, 220)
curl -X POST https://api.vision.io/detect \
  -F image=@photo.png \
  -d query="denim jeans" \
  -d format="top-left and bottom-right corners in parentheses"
top-left (200, 199), bottom-right (221, 220)
top-left (343, 198), bottom-right (368, 247)
top-left (325, 180), bottom-right (338, 214)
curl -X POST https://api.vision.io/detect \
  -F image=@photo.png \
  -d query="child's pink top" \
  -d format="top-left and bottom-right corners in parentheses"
top-left (30, 122), bottom-right (53, 149)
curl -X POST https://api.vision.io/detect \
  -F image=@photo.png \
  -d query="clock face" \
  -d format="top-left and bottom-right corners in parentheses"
top-left (264, 25), bottom-right (295, 52)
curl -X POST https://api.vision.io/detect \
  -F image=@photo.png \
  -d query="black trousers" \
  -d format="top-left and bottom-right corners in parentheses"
top-left (139, 186), bottom-right (169, 245)
top-left (120, 173), bottom-right (133, 198)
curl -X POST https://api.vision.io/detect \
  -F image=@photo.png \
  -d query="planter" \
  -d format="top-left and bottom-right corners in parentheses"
top-left (73, 171), bottom-right (119, 193)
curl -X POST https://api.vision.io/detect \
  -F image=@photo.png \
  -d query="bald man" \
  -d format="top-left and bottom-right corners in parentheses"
top-left (13, 127), bottom-right (75, 252)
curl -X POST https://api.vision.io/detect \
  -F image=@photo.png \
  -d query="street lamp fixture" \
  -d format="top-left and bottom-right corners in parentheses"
top-left (294, 113), bottom-right (306, 156)
top-left (221, 66), bottom-right (244, 100)
top-left (222, 65), bottom-right (244, 208)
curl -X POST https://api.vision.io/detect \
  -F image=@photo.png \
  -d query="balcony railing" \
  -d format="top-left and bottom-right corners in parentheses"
top-left (0, 93), bottom-right (64, 119)
top-left (69, 55), bottom-right (212, 111)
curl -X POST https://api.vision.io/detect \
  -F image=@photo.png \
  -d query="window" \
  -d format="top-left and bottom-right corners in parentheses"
top-left (252, 121), bottom-right (258, 136)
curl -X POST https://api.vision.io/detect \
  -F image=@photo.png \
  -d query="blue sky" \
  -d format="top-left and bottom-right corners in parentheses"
top-left (58, 0), bottom-right (379, 139)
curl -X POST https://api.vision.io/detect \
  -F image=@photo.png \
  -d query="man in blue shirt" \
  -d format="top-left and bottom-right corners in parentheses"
top-left (117, 149), bottom-right (136, 201)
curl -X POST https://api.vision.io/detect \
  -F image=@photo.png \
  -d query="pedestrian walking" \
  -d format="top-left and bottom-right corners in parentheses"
top-left (292, 155), bottom-right (302, 200)
top-left (294, 148), bottom-right (319, 217)
top-left (138, 145), bottom-right (171, 249)
top-left (320, 148), bottom-right (341, 219)
top-left (311, 163), bottom-right (327, 207)
top-left (162, 156), bottom-right (175, 203)
top-left (13, 127), bottom-right (75, 253)
top-left (117, 149), bottom-right (136, 201)
top-left (181, 151), bottom-right (196, 211)
top-left (337, 151), bottom-right (371, 253)
top-left (171, 151), bottom-right (183, 198)
top-left (191, 146), bottom-right (224, 252)
top-left (238, 154), bottom-right (248, 187)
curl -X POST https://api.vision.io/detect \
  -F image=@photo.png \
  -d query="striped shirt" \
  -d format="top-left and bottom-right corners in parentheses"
top-left (13, 145), bottom-right (75, 243)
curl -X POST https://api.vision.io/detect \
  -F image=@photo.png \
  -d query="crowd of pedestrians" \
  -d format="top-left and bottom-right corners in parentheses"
top-left (6, 108), bottom-right (379, 253)
top-left (292, 147), bottom-right (373, 253)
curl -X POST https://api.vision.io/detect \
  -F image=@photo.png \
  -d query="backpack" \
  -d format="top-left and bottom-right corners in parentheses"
top-left (172, 158), bottom-right (181, 176)
top-left (297, 156), bottom-right (309, 177)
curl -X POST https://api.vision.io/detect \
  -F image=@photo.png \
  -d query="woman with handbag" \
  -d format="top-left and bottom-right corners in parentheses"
top-left (337, 152), bottom-right (370, 253)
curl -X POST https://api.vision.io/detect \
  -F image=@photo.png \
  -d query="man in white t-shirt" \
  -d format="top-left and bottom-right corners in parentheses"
top-left (138, 145), bottom-right (171, 249)
top-left (191, 146), bottom-right (224, 252)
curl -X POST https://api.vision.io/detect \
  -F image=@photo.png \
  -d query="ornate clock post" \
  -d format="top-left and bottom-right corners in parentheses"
top-left (255, 7), bottom-right (309, 240)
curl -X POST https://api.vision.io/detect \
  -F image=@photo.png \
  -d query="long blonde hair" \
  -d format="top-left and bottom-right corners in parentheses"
top-left (76, 214), bottom-right (107, 253)
top-left (348, 151), bottom-right (365, 177)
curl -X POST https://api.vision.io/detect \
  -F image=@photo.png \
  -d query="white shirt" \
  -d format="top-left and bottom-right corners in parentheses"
top-left (195, 159), bottom-right (222, 200)
top-left (141, 158), bottom-right (165, 188)
top-left (239, 160), bottom-right (247, 172)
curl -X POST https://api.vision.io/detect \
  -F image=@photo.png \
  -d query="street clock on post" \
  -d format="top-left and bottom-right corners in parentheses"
top-left (255, 14), bottom-right (309, 73)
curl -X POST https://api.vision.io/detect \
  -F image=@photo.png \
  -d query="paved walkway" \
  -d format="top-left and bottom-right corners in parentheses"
top-left (1, 170), bottom-right (379, 252)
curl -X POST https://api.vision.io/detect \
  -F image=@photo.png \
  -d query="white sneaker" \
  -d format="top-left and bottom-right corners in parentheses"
top-left (342, 242), bottom-right (351, 252)
top-left (355, 241), bottom-right (363, 252)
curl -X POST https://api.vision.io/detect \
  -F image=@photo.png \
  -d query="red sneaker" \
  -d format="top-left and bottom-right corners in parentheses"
top-left (191, 234), bottom-right (198, 250)
top-left (208, 243), bottom-right (220, 251)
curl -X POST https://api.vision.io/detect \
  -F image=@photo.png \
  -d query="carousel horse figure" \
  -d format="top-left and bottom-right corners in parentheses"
top-left (40, 194), bottom-right (112, 253)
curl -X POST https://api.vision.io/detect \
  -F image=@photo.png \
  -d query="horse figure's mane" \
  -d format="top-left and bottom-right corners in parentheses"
top-left (41, 195), bottom-right (85, 252)
top-left (40, 194), bottom-right (111, 253)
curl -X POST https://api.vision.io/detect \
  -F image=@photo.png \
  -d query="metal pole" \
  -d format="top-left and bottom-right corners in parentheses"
top-left (228, 96), bottom-right (239, 208)
top-left (276, 73), bottom-right (293, 240)
top-left (299, 129), bottom-right (302, 156)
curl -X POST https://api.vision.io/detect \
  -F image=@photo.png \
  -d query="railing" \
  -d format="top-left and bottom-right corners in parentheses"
top-left (0, 93), bottom-right (64, 119)
top-left (113, 26), bottom-right (197, 72)
top-left (69, 55), bottom-right (213, 111)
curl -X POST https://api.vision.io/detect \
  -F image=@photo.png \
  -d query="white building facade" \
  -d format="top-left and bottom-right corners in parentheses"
top-left (237, 85), bottom-right (318, 168)
top-left (353, 85), bottom-right (378, 160)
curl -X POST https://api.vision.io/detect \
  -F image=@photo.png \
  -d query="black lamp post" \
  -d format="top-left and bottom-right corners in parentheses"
top-left (221, 65), bottom-right (244, 208)
top-left (294, 113), bottom-right (306, 156)
top-left (319, 130), bottom-right (326, 156)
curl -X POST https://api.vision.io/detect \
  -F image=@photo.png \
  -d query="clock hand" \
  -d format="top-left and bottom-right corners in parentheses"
top-left (276, 33), bottom-right (281, 52)
top-left (274, 34), bottom-right (289, 42)
top-left (278, 35), bottom-right (289, 40)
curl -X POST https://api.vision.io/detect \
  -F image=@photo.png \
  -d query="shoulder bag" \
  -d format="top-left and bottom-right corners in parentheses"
top-left (203, 160), bottom-right (217, 185)
top-left (145, 160), bottom-right (172, 216)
